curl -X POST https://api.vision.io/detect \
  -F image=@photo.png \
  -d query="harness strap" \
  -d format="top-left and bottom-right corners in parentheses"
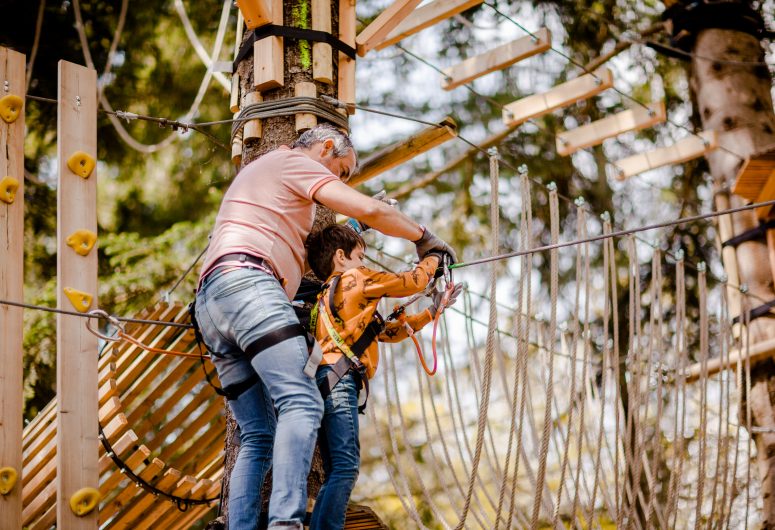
top-left (317, 355), bottom-right (368, 414)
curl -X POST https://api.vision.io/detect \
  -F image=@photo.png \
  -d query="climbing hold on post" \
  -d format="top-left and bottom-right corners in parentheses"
top-left (69, 487), bottom-right (101, 516)
top-left (0, 176), bottom-right (19, 204)
top-left (64, 287), bottom-right (93, 313)
top-left (66, 229), bottom-right (97, 256)
top-left (0, 467), bottom-right (18, 495)
top-left (0, 94), bottom-right (23, 123)
top-left (66, 151), bottom-right (96, 179)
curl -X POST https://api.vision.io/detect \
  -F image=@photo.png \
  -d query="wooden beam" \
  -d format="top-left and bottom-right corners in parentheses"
top-left (0, 46), bottom-right (25, 529)
top-left (235, 0), bottom-right (271, 30)
top-left (254, 0), bottom-right (283, 90)
top-left (355, 0), bottom-right (423, 57)
top-left (349, 117), bottom-right (458, 187)
top-left (57, 59), bottom-right (99, 530)
top-left (612, 130), bottom-right (718, 179)
top-left (443, 28), bottom-right (551, 91)
top-left (374, 0), bottom-right (484, 51)
top-left (388, 121), bottom-right (520, 200)
top-left (556, 101), bottom-right (666, 156)
top-left (312, 0), bottom-right (333, 84)
top-left (502, 67), bottom-right (614, 126)
top-left (686, 336), bottom-right (775, 383)
top-left (338, 0), bottom-right (356, 111)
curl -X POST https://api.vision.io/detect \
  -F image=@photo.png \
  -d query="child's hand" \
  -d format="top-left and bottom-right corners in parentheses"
top-left (429, 283), bottom-right (464, 317)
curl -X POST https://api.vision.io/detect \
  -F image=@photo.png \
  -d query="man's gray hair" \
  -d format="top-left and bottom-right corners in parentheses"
top-left (291, 124), bottom-right (354, 158)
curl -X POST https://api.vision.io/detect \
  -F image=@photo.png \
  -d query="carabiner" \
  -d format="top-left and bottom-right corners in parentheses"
top-left (85, 309), bottom-right (124, 342)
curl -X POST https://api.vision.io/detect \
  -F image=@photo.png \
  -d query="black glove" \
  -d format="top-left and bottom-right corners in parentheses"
top-left (345, 191), bottom-right (398, 234)
top-left (414, 226), bottom-right (458, 264)
top-left (429, 283), bottom-right (464, 317)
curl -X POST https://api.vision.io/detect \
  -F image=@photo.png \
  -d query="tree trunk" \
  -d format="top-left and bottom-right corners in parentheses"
top-left (209, 1), bottom-right (343, 526)
top-left (689, 14), bottom-right (775, 527)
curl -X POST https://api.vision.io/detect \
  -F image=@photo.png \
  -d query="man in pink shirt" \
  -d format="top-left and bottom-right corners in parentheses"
top-left (194, 125), bottom-right (456, 530)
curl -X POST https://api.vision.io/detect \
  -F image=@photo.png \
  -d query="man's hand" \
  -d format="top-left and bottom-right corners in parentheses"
top-left (346, 190), bottom-right (398, 234)
top-left (429, 283), bottom-right (464, 317)
top-left (414, 226), bottom-right (458, 264)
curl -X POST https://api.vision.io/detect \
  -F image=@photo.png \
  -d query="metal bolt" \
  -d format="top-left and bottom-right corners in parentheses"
top-left (3, 81), bottom-right (8, 92)
top-left (76, 95), bottom-right (81, 106)
top-left (675, 249), bottom-right (685, 261)
top-left (697, 261), bottom-right (707, 273)
top-left (517, 164), bottom-right (528, 175)
top-left (601, 211), bottom-right (611, 222)
top-left (719, 273), bottom-right (728, 283)
top-left (487, 147), bottom-right (498, 157)
top-left (575, 196), bottom-right (586, 207)
top-left (739, 283), bottom-right (749, 294)
top-left (547, 181), bottom-right (557, 191)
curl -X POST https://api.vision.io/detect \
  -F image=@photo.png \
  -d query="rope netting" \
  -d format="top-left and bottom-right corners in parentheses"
top-left (351, 156), bottom-right (762, 529)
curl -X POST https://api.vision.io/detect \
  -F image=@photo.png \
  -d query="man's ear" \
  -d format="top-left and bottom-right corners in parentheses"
top-left (320, 138), bottom-right (335, 157)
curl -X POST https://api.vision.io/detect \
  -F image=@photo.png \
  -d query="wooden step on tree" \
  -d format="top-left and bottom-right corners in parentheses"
top-left (21, 302), bottom-right (224, 529)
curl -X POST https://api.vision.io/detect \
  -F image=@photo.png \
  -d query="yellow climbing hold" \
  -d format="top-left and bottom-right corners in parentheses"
top-left (64, 287), bottom-right (93, 313)
top-left (66, 229), bottom-right (97, 256)
top-left (69, 487), bottom-right (100, 516)
top-left (0, 94), bottom-right (23, 123)
top-left (0, 467), bottom-right (18, 495)
top-left (66, 151), bottom-right (96, 179)
top-left (0, 176), bottom-right (19, 204)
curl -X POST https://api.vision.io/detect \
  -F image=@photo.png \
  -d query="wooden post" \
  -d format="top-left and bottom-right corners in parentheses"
top-left (338, 0), bottom-right (356, 113)
top-left (254, 0), bottom-right (283, 91)
top-left (295, 82), bottom-right (317, 131)
top-left (312, 0), bottom-right (333, 84)
top-left (0, 46), bottom-right (25, 529)
top-left (57, 60), bottom-right (98, 529)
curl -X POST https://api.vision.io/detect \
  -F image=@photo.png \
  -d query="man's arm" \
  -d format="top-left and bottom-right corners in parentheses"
top-left (313, 179), bottom-right (423, 241)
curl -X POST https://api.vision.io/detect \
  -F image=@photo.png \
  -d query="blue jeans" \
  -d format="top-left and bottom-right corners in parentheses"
top-left (310, 366), bottom-right (361, 530)
top-left (195, 267), bottom-right (324, 530)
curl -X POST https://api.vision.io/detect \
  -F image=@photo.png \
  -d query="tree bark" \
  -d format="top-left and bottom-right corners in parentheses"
top-left (689, 18), bottom-right (775, 528)
top-left (209, 1), bottom-right (343, 526)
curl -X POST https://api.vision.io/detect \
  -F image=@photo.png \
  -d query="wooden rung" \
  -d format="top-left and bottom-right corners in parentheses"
top-left (22, 479), bottom-right (55, 527)
top-left (157, 398), bottom-right (223, 464)
top-left (375, 0), bottom-right (483, 51)
top-left (502, 67), bottom-right (614, 126)
top-left (254, 0), bottom-right (284, 90)
top-left (145, 385), bottom-right (216, 453)
top-left (349, 117), bottom-right (458, 186)
top-left (105, 468), bottom-right (181, 528)
top-left (27, 503), bottom-right (55, 530)
top-left (686, 336), bottom-right (775, 382)
top-left (355, 0), bottom-right (423, 56)
top-left (126, 359), bottom-right (201, 429)
top-left (312, 0), bottom-right (333, 84)
top-left (100, 444), bottom-right (151, 496)
top-left (172, 422), bottom-right (224, 477)
top-left (101, 413), bottom-right (129, 446)
top-left (99, 396), bottom-right (122, 425)
top-left (556, 101), bottom-right (666, 156)
top-left (22, 457), bottom-right (55, 506)
top-left (99, 361), bottom-right (116, 386)
top-left (99, 377), bottom-right (118, 405)
top-left (443, 27), bottom-right (551, 90)
top-left (98, 431), bottom-right (138, 475)
top-left (100, 457), bottom-right (164, 522)
top-left (295, 82), bottom-right (317, 131)
top-left (612, 130), bottom-right (718, 179)
top-left (235, 0), bottom-right (272, 30)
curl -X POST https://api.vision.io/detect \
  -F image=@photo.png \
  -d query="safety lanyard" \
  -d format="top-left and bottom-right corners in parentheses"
top-left (316, 299), bottom-right (362, 365)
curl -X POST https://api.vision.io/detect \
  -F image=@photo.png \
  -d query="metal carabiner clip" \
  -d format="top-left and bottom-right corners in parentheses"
top-left (442, 253), bottom-right (453, 287)
top-left (85, 309), bottom-right (124, 342)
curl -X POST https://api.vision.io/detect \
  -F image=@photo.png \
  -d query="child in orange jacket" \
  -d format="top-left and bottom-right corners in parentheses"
top-left (304, 224), bottom-right (461, 530)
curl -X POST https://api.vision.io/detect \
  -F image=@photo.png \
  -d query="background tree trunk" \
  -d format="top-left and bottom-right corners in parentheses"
top-left (211, 1), bottom-right (343, 526)
top-left (689, 13), bottom-right (775, 527)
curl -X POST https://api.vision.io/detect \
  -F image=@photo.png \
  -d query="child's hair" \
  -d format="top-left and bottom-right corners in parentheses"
top-left (306, 224), bottom-right (366, 280)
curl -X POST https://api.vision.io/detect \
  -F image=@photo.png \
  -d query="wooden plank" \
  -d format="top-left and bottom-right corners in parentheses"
top-left (754, 172), bottom-right (775, 219)
top-left (98, 431), bottom-right (137, 475)
top-left (132, 476), bottom-right (197, 530)
top-left (243, 90), bottom-right (262, 142)
top-left (104, 468), bottom-right (181, 529)
top-left (686, 336), bottom-right (775, 382)
top-left (312, 0), bottom-right (333, 84)
top-left (443, 28), bottom-right (551, 90)
top-left (22, 478), bottom-right (56, 527)
top-left (22, 400), bottom-right (56, 449)
top-left (99, 457), bottom-right (164, 523)
top-left (349, 117), bottom-right (458, 186)
top-left (732, 150), bottom-right (775, 201)
top-left (128, 361), bottom-right (201, 433)
top-left (355, 0), bottom-right (423, 57)
top-left (235, 0), bottom-right (271, 30)
top-left (145, 384), bottom-right (216, 453)
top-left (295, 82), bottom-right (317, 131)
top-left (0, 46), bottom-right (25, 529)
top-left (556, 101), bottom-right (666, 156)
top-left (28, 503), bottom-right (56, 530)
top-left (502, 67), bottom-right (614, 126)
top-left (158, 399), bottom-right (223, 464)
top-left (612, 130), bottom-right (718, 179)
top-left (99, 445), bottom-right (151, 496)
top-left (375, 0), bottom-right (483, 51)
top-left (338, 0), bottom-right (356, 112)
top-left (57, 59), bottom-right (99, 530)
top-left (254, 0), bottom-right (284, 90)
top-left (172, 421), bottom-right (224, 477)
